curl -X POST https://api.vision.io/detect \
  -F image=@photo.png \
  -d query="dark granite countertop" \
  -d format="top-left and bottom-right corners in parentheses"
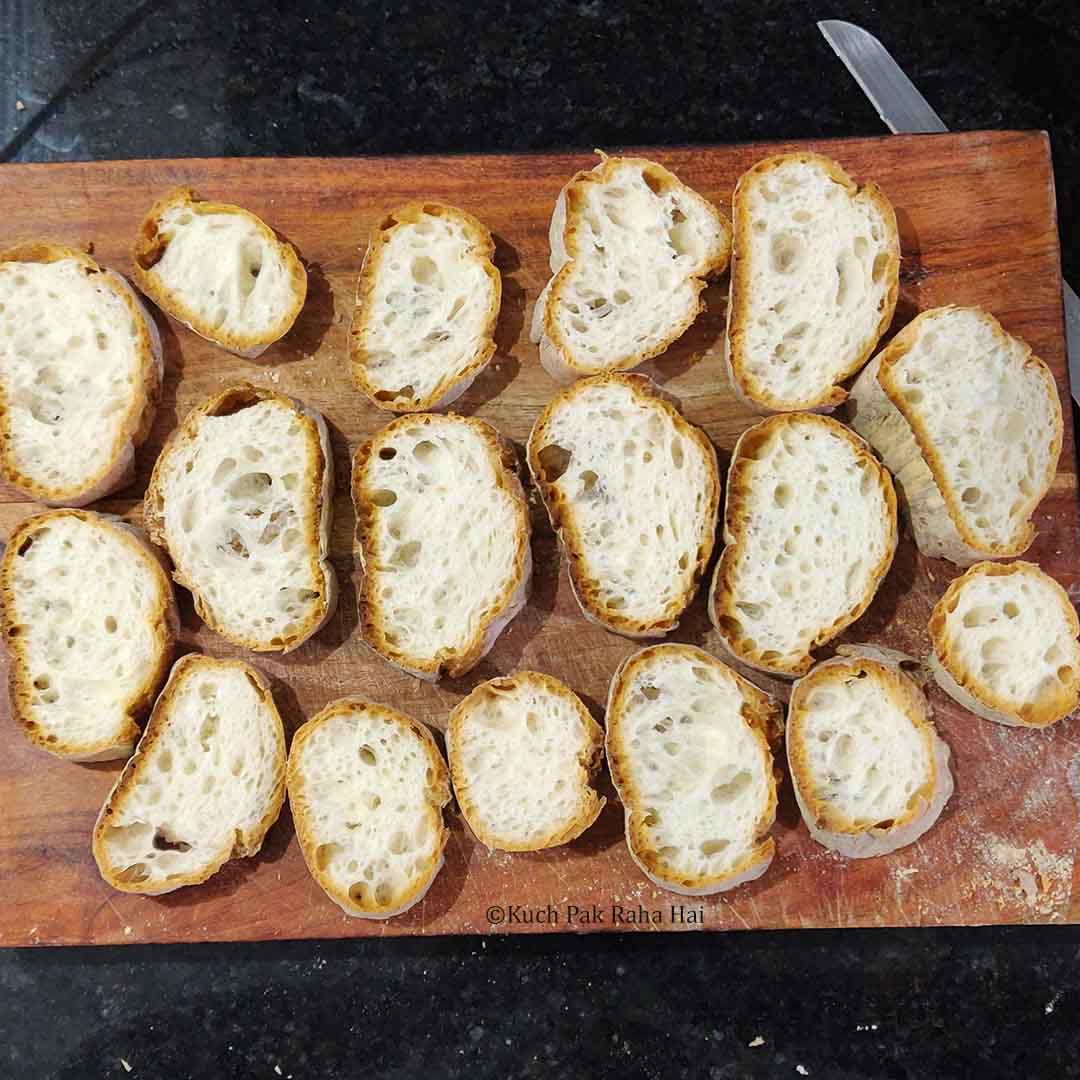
top-left (3, 1), bottom-right (1080, 1077)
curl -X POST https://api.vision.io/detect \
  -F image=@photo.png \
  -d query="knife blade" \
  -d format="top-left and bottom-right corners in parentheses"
top-left (818, 18), bottom-right (1080, 406)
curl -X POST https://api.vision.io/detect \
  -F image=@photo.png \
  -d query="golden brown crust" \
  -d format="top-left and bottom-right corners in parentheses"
top-left (0, 243), bottom-right (162, 504)
top-left (726, 152), bottom-right (900, 411)
top-left (526, 372), bottom-right (720, 636)
top-left (929, 560), bottom-right (1080, 727)
top-left (131, 187), bottom-right (307, 353)
top-left (351, 412), bottom-right (531, 678)
top-left (287, 699), bottom-right (450, 917)
top-left (787, 655), bottom-right (937, 834)
top-left (875, 306), bottom-right (1062, 557)
top-left (541, 156), bottom-right (731, 378)
top-left (606, 643), bottom-right (781, 892)
top-left (92, 654), bottom-right (286, 893)
top-left (446, 670), bottom-right (606, 851)
top-left (0, 509), bottom-right (177, 760)
top-left (144, 382), bottom-right (332, 652)
top-left (709, 412), bottom-right (898, 677)
top-left (349, 201), bottom-right (501, 411)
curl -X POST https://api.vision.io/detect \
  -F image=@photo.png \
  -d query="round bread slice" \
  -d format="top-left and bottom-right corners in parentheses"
top-left (350, 201), bottom-right (501, 412)
top-left (0, 243), bottom-right (162, 505)
top-left (446, 670), bottom-right (605, 851)
top-left (92, 655), bottom-right (286, 894)
top-left (709, 412), bottom-right (897, 677)
top-left (287, 699), bottom-right (451, 919)
top-left (132, 187), bottom-right (307, 358)
top-left (144, 383), bottom-right (337, 652)
top-left (929, 560), bottom-right (1080, 728)
top-left (0, 509), bottom-right (177, 761)
top-left (530, 153), bottom-right (731, 382)
top-left (605, 643), bottom-right (782, 895)
top-left (723, 152), bottom-right (900, 412)
top-left (527, 373), bottom-right (720, 638)
top-left (787, 647), bottom-right (954, 859)
top-left (352, 412), bottom-right (531, 680)
top-left (849, 306), bottom-right (1062, 565)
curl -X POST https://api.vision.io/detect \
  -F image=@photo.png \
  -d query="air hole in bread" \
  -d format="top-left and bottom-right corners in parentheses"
top-left (641, 685), bottom-right (660, 700)
top-left (152, 828), bottom-right (191, 853)
top-left (579, 469), bottom-right (599, 494)
top-left (961, 486), bottom-right (981, 505)
top-left (537, 443), bottom-right (572, 483)
top-left (642, 170), bottom-right (666, 197)
top-left (116, 863), bottom-right (150, 884)
top-left (230, 471), bottom-right (272, 499)
top-left (393, 541), bottom-right (421, 568)
top-left (700, 838), bottom-right (730, 856)
top-left (371, 489), bottom-right (398, 507)
top-left (613, 289), bottom-right (631, 305)
top-left (315, 842), bottom-right (341, 871)
top-left (212, 457), bottom-right (237, 486)
top-left (32, 674), bottom-right (50, 690)
top-left (348, 881), bottom-right (367, 905)
top-left (374, 882), bottom-right (393, 907)
top-left (1058, 666), bottom-right (1075, 683)
top-left (771, 232), bottom-right (804, 275)
top-left (871, 252), bottom-right (890, 283)
top-left (411, 440), bottom-right (439, 463)
top-left (606, 596), bottom-right (626, 610)
top-left (773, 483), bottom-right (792, 508)
top-left (374, 384), bottom-right (416, 402)
top-left (199, 713), bottom-right (218, 752)
top-left (359, 745), bottom-right (377, 766)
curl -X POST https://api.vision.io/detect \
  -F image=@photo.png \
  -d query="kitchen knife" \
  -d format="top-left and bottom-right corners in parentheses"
top-left (818, 18), bottom-right (1080, 406)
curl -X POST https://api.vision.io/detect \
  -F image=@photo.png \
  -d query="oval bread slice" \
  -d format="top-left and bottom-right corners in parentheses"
top-left (787, 647), bottom-right (954, 859)
top-left (724, 152), bottom-right (899, 412)
top-left (144, 383), bottom-right (337, 652)
top-left (530, 154), bottom-right (731, 382)
top-left (0, 243), bottom-right (162, 505)
top-left (527, 373), bottom-right (720, 638)
top-left (447, 670), bottom-right (605, 851)
top-left (352, 413), bottom-right (531, 680)
top-left (929, 560), bottom-right (1080, 728)
top-left (92, 654), bottom-right (286, 894)
top-left (605, 643), bottom-right (782, 895)
top-left (709, 412), bottom-right (897, 677)
top-left (287, 699), bottom-right (451, 919)
top-left (849, 306), bottom-right (1062, 565)
top-left (132, 187), bottom-right (307, 358)
top-left (0, 509), bottom-right (177, 761)
top-left (350, 201), bottom-right (501, 412)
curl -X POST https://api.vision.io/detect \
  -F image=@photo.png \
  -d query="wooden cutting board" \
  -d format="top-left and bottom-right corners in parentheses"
top-left (2, 131), bottom-right (1078, 946)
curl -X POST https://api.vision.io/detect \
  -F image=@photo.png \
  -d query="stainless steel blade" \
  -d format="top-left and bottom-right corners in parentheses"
top-left (819, 18), bottom-right (1080, 406)
top-left (818, 20), bottom-right (947, 133)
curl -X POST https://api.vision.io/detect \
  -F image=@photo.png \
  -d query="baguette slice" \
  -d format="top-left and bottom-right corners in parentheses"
top-left (724, 152), bottom-right (899, 412)
top-left (144, 383), bottom-right (336, 652)
top-left (527, 373), bottom-right (720, 637)
top-left (849, 306), bottom-right (1062, 565)
top-left (352, 413), bottom-right (531, 680)
top-left (605, 643), bottom-right (782, 895)
top-left (787, 647), bottom-right (954, 858)
top-left (0, 243), bottom-right (162, 505)
top-left (0, 509), bottom-right (177, 760)
top-left (709, 412), bottom-right (897, 677)
top-left (132, 187), bottom-right (306, 358)
top-left (929, 560), bottom-right (1080, 728)
top-left (350, 202), bottom-right (501, 412)
top-left (530, 154), bottom-right (731, 382)
top-left (447, 670), bottom-right (605, 851)
top-left (288, 699), bottom-right (451, 919)
top-left (92, 654), bottom-right (286, 894)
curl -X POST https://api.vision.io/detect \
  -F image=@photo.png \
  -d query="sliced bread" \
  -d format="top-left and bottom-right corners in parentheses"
top-left (724, 152), bottom-right (900, 412)
top-left (132, 187), bottom-right (306, 358)
top-left (349, 202), bottom-right (501, 411)
top-left (352, 413), bottom-right (531, 680)
top-left (527, 373), bottom-right (720, 637)
top-left (605, 643), bottom-right (782, 895)
top-left (709, 412), bottom-right (897, 677)
top-left (849, 306), bottom-right (1062, 565)
top-left (787, 647), bottom-right (954, 858)
top-left (92, 654), bottom-right (286, 894)
top-left (929, 560), bottom-right (1080, 728)
top-left (0, 509), bottom-right (177, 761)
top-left (0, 243), bottom-right (162, 505)
top-left (446, 670), bottom-right (605, 851)
top-left (287, 699), bottom-right (451, 919)
top-left (144, 383), bottom-right (336, 652)
top-left (530, 154), bottom-right (731, 382)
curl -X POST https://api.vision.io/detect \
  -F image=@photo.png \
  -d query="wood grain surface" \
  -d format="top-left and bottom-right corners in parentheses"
top-left (2, 131), bottom-right (1078, 946)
